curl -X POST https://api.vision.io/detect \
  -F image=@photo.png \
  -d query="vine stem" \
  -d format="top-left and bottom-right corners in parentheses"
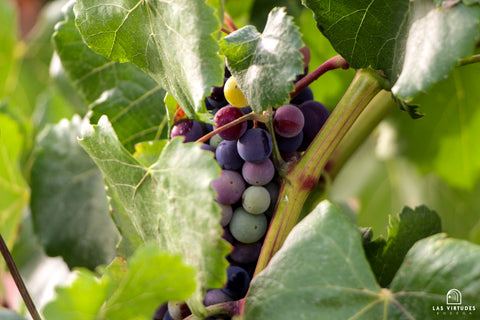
top-left (184, 299), bottom-right (244, 320)
top-left (254, 69), bottom-right (384, 276)
top-left (457, 54), bottom-right (480, 67)
top-left (0, 233), bottom-right (42, 320)
top-left (224, 13), bottom-right (238, 32)
top-left (290, 55), bottom-right (349, 100)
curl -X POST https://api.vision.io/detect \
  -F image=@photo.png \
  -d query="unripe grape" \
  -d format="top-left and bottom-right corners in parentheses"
top-left (224, 76), bottom-right (249, 108)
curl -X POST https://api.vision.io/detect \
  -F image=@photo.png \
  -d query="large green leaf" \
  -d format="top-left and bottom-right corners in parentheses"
top-left (43, 244), bottom-right (196, 320)
top-left (364, 206), bottom-right (441, 287)
top-left (73, 0), bottom-right (224, 118)
top-left (0, 114), bottom-right (29, 250)
top-left (301, 0), bottom-right (409, 81)
top-left (391, 0), bottom-right (480, 101)
top-left (245, 200), bottom-right (480, 319)
top-left (391, 64), bottom-right (480, 190)
top-left (0, 0), bottom-right (17, 98)
top-left (53, 2), bottom-right (168, 152)
top-left (390, 234), bottom-right (480, 319)
top-left (302, 0), bottom-right (480, 108)
top-left (79, 116), bottom-right (229, 315)
top-left (244, 201), bottom-right (383, 319)
top-left (220, 7), bottom-right (303, 113)
top-left (30, 116), bottom-right (119, 269)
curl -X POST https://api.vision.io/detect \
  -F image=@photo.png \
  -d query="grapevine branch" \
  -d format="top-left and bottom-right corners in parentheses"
top-left (0, 233), bottom-right (42, 320)
top-left (290, 55), bottom-right (349, 100)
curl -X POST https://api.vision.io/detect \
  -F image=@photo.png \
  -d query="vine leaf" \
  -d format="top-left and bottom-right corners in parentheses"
top-left (79, 116), bottom-right (230, 315)
top-left (391, 0), bottom-right (480, 101)
top-left (30, 116), bottom-right (119, 270)
top-left (364, 205), bottom-right (441, 287)
top-left (245, 200), bottom-right (480, 319)
top-left (302, 0), bottom-right (480, 113)
top-left (0, 114), bottom-right (29, 252)
top-left (220, 7), bottom-right (304, 113)
top-left (73, 0), bottom-right (224, 118)
top-left (53, 2), bottom-right (168, 152)
top-left (0, 309), bottom-right (27, 320)
top-left (42, 244), bottom-right (196, 320)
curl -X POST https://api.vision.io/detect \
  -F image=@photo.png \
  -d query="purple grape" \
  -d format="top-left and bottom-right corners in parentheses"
top-left (153, 303), bottom-right (168, 320)
top-left (215, 140), bottom-right (244, 170)
top-left (273, 105), bottom-right (304, 138)
top-left (222, 226), bottom-right (235, 245)
top-left (290, 87), bottom-right (314, 105)
top-left (201, 143), bottom-right (215, 153)
top-left (241, 159), bottom-right (275, 186)
top-left (211, 170), bottom-right (246, 205)
top-left (237, 128), bottom-right (273, 163)
top-left (162, 310), bottom-right (174, 320)
top-left (218, 202), bottom-right (233, 227)
top-left (204, 289), bottom-right (234, 306)
top-left (264, 181), bottom-right (280, 216)
top-left (276, 131), bottom-right (303, 153)
top-left (229, 240), bottom-right (263, 264)
top-left (298, 100), bottom-right (329, 151)
top-left (170, 119), bottom-right (204, 142)
top-left (214, 106), bottom-right (247, 140)
top-left (221, 266), bottom-right (251, 300)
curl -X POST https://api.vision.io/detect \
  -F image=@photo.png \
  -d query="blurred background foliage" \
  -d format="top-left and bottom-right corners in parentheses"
top-left (0, 0), bottom-right (479, 315)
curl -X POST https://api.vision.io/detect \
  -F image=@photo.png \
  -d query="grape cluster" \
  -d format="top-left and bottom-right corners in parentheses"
top-left (155, 46), bottom-right (330, 320)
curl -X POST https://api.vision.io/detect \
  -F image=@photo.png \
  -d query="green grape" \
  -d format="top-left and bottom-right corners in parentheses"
top-left (224, 76), bottom-right (249, 108)
top-left (229, 207), bottom-right (267, 244)
top-left (242, 186), bottom-right (270, 214)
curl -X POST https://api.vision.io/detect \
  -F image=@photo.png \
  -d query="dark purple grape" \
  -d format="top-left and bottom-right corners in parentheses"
top-left (221, 266), bottom-right (251, 300)
top-left (299, 45), bottom-right (311, 69)
top-left (214, 106), bottom-right (247, 141)
top-left (222, 226), bottom-right (235, 245)
top-left (241, 159), bottom-right (275, 186)
top-left (162, 310), bottom-right (174, 320)
top-left (273, 105), bottom-right (304, 138)
top-left (294, 66), bottom-right (309, 83)
top-left (276, 131), bottom-right (303, 153)
top-left (201, 143), bottom-right (215, 153)
top-left (215, 140), bottom-right (244, 170)
top-left (229, 240), bottom-right (263, 264)
top-left (264, 181), bottom-right (280, 216)
top-left (204, 289), bottom-right (234, 306)
top-left (224, 66), bottom-right (232, 78)
top-left (298, 100), bottom-right (329, 151)
top-left (170, 119), bottom-right (204, 142)
top-left (237, 128), bottom-right (273, 163)
top-left (211, 170), bottom-right (246, 205)
top-left (290, 87), bottom-right (314, 105)
top-left (218, 202), bottom-right (233, 227)
top-left (153, 303), bottom-right (168, 320)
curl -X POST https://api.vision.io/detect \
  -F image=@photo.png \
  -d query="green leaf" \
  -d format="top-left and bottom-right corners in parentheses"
top-left (391, 63), bottom-right (480, 190)
top-left (301, 0), bottom-right (409, 81)
top-left (302, 0), bottom-right (480, 108)
top-left (245, 200), bottom-right (480, 319)
top-left (0, 0), bottom-right (18, 98)
top-left (0, 309), bottom-right (28, 320)
top-left (0, 114), bottom-right (29, 250)
top-left (73, 0), bottom-right (224, 118)
top-left (43, 244), bottom-right (196, 320)
top-left (389, 234), bottom-right (480, 319)
top-left (391, 0), bottom-right (480, 101)
top-left (364, 205), bottom-right (441, 287)
top-left (53, 2), bottom-right (168, 152)
top-left (79, 116), bottom-right (229, 315)
top-left (244, 201), bottom-right (383, 319)
top-left (220, 7), bottom-right (304, 113)
top-left (30, 116), bottom-right (119, 269)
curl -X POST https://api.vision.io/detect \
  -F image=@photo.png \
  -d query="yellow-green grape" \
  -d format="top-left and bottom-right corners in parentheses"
top-left (224, 76), bottom-right (249, 108)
